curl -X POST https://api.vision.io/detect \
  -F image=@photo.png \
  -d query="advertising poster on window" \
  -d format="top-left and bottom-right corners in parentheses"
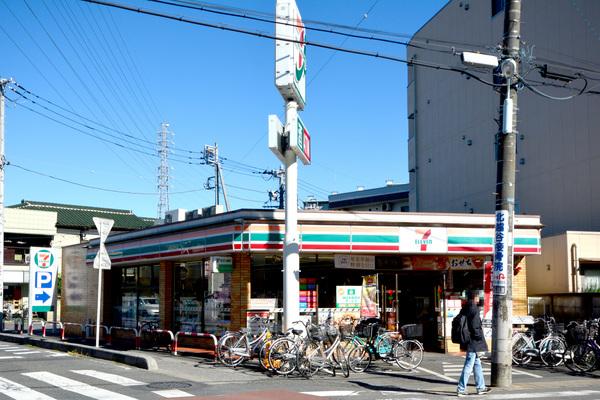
top-left (360, 274), bottom-right (378, 318)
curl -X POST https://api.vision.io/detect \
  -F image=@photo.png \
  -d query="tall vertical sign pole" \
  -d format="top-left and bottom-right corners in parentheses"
top-left (0, 79), bottom-right (7, 331)
top-left (93, 217), bottom-right (113, 348)
top-left (273, 0), bottom-right (309, 330)
top-left (491, 0), bottom-right (521, 387)
top-left (283, 101), bottom-right (299, 330)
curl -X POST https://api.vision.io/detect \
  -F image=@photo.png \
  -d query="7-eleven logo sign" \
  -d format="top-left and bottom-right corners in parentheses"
top-left (415, 229), bottom-right (433, 251)
top-left (401, 227), bottom-right (448, 253)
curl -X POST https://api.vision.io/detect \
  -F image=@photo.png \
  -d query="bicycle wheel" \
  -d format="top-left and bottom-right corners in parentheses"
top-left (394, 339), bottom-right (424, 370)
top-left (217, 333), bottom-right (246, 367)
top-left (297, 341), bottom-right (322, 378)
top-left (571, 343), bottom-right (597, 372)
top-left (539, 336), bottom-right (565, 367)
top-left (512, 332), bottom-right (533, 365)
top-left (268, 338), bottom-right (298, 375)
top-left (347, 344), bottom-right (372, 373)
top-left (332, 344), bottom-right (350, 378)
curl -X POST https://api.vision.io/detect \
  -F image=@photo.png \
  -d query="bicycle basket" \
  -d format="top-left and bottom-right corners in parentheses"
top-left (565, 322), bottom-right (587, 345)
top-left (400, 324), bottom-right (422, 340)
top-left (355, 320), bottom-right (381, 339)
top-left (308, 325), bottom-right (327, 341)
top-left (338, 322), bottom-right (354, 339)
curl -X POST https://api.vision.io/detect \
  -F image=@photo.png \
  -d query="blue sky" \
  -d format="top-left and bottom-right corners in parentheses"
top-left (0, 0), bottom-right (447, 218)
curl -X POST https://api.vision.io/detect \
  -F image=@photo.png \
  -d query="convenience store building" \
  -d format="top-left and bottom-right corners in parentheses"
top-left (62, 209), bottom-right (541, 352)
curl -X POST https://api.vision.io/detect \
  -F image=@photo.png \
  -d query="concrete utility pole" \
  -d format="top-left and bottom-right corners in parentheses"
top-left (283, 101), bottom-right (300, 331)
top-left (491, 0), bottom-right (521, 387)
top-left (0, 78), bottom-right (9, 331)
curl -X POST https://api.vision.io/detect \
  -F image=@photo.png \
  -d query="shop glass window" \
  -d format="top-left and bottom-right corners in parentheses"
top-left (115, 265), bottom-right (159, 328)
top-left (173, 260), bottom-right (231, 335)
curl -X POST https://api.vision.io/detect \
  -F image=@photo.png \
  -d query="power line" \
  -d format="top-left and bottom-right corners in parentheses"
top-left (8, 162), bottom-right (204, 195)
top-left (81, 0), bottom-right (506, 88)
top-left (153, 0), bottom-right (491, 53)
top-left (12, 83), bottom-right (202, 156)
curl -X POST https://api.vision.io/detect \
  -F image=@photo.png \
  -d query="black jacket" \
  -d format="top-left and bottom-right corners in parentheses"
top-left (459, 300), bottom-right (488, 353)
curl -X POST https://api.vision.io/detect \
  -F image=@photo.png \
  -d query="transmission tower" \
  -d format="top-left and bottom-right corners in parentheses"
top-left (157, 122), bottom-right (172, 219)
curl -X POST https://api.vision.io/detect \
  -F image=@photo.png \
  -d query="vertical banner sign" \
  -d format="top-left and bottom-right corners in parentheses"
top-left (275, 0), bottom-right (306, 109)
top-left (360, 274), bottom-right (379, 318)
top-left (492, 210), bottom-right (509, 295)
top-left (29, 247), bottom-right (59, 313)
top-left (290, 114), bottom-right (311, 165)
top-left (92, 217), bottom-right (114, 348)
top-left (482, 261), bottom-right (494, 339)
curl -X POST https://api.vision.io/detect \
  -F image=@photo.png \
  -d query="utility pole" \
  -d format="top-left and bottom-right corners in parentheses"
top-left (261, 168), bottom-right (285, 209)
top-left (157, 122), bottom-right (171, 220)
top-left (203, 144), bottom-right (230, 211)
top-left (0, 78), bottom-right (9, 332)
top-left (491, 0), bottom-right (521, 388)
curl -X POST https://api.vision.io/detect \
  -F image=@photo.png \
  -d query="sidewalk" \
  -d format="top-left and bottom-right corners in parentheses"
top-left (1, 330), bottom-right (599, 394)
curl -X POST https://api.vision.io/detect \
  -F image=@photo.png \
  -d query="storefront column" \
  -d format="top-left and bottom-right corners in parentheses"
top-left (230, 253), bottom-right (251, 330)
top-left (160, 260), bottom-right (173, 330)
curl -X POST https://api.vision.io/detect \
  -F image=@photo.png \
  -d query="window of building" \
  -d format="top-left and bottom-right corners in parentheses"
top-left (173, 260), bottom-right (231, 335)
top-left (114, 265), bottom-right (160, 328)
top-left (492, 0), bottom-right (505, 16)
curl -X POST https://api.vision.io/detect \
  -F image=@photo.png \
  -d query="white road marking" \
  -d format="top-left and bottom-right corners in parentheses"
top-left (71, 370), bottom-right (145, 386)
top-left (14, 351), bottom-right (43, 355)
top-left (153, 389), bottom-right (194, 398)
top-left (486, 390), bottom-right (600, 399)
top-left (4, 348), bottom-right (24, 352)
top-left (48, 353), bottom-right (70, 357)
top-left (0, 376), bottom-right (56, 400)
top-left (301, 390), bottom-right (361, 397)
top-left (415, 366), bottom-right (456, 382)
top-left (23, 372), bottom-right (138, 400)
top-left (0, 356), bottom-right (23, 359)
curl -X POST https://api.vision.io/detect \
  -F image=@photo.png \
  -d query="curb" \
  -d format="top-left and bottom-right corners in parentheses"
top-left (0, 333), bottom-right (158, 370)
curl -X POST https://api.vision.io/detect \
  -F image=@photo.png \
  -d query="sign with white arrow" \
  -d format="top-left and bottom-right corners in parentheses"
top-left (29, 247), bottom-right (59, 313)
top-left (93, 217), bottom-right (114, 270)
top-left (92, 217), bottom-right (114, 347)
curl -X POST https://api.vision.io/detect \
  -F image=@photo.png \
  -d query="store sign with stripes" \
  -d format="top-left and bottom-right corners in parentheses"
top-left (86, 223), bottom-right (540, 265)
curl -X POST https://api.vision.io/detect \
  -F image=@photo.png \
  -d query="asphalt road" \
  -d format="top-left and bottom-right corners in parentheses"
top-left (1, 340), bottom-right (599, 400)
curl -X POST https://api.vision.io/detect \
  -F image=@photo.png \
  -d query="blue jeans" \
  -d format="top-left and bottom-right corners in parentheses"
top-left (457, 351), bottom-right (485, 392)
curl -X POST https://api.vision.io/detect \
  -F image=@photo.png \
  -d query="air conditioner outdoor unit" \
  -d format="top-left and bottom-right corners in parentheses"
top-left (164, 209), bottom-right (187, 224)
top-left (202, 205), bottom-right (225, 217)
top-left (185, 209), bottom-right (203, 220)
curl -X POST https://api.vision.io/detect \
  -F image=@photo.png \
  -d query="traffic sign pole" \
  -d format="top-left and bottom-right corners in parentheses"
top-left (92, 217), bottom-right (114, 348)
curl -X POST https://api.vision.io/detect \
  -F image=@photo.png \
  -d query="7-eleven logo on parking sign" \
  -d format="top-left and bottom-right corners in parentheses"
top-left (34, 249), bottom-right (54, 268)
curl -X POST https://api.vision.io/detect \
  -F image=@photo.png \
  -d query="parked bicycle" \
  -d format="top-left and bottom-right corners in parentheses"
top-left (345, 318), bottom-right (423, 373)
top-left (216, 316), bottom-right (273, 368)
top-left (511, 317), bottom-right (566, 367)
top-left (296, 319), bottom-right (350, 378)
top-left (563, 318), bottom-right (600, 373)
top-left (138, 320), bottom-right (171, 351)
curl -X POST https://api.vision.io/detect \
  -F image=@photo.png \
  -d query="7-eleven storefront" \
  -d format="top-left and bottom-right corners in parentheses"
top-left (62, 210), bottom-right (541, 352)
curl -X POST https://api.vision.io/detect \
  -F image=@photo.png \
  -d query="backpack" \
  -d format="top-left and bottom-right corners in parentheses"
top-left (451, 313), bottom-right (471, 345)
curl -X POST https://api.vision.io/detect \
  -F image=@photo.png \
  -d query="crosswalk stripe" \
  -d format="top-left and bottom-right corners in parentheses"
top-left (14, 351), bottom-right (43, 355)
top-left (486, 390), bottom-right (600, 399)
top-left (48, 353), bottom-right (69, 357)
top-left (0, 376), bottom-right (56, 400)
top-left (300, 391), bottom-right (361, 397)
top-left (71, 370), bottom-right (145, 386)
top-left (3, 348), bottom-right (23, 352)
top-left (23, 372), bottom-right (138, 400)
top-left (0, 356), bottom-right (23, 359)
top-left (153, 389), bottom-right (194, 398)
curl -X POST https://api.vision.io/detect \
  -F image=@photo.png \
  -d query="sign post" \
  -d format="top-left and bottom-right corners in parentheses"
top-left (28, 247), bottom-right (59, 333)
top-left (93, 217), bottom-right (113, 348)
top-left (272, 0), bottom-right (310, 331)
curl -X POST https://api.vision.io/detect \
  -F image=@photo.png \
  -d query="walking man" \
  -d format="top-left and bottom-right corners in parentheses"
top-left (457, 290), bottom-right (492, 396)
